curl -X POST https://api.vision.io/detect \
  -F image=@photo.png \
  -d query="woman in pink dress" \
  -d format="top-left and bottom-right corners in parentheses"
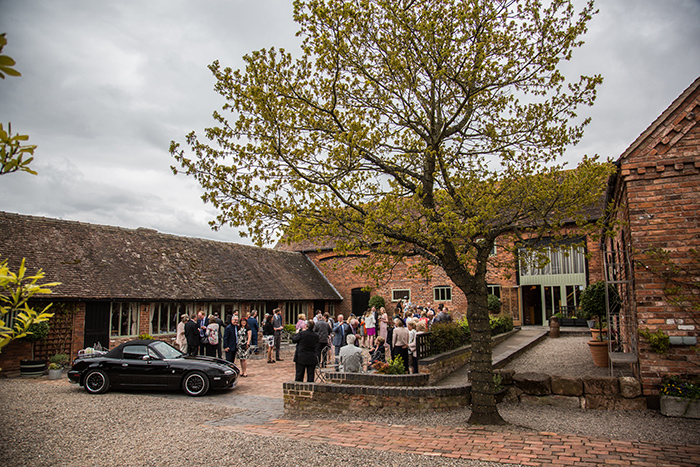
top-left (378, 307), bottom-right (388, 348)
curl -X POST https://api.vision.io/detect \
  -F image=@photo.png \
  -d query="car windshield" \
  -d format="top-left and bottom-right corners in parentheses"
top-left (151, 341), bottom-right (183, 359)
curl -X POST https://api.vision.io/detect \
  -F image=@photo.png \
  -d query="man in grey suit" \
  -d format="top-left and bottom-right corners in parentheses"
top-left (272, 308), bottom-right (284, 361)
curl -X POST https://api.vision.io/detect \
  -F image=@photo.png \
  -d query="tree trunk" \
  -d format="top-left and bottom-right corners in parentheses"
top-left (465, 280), bottom-right (506, 425)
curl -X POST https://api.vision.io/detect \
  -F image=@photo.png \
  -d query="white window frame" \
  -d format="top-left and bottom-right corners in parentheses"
top-left (284, 301), bottom-right (305, 325)
top-left (433, 286), bottom-right (452, 302)
top-left (110, 302), bottom-right (139, 337)
top-left (487, 285), bottom-right (501, 298)
top-left (150, 302), bottom-right (180, 335)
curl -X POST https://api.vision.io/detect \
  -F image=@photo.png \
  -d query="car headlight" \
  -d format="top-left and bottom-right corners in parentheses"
top-left (224, 369), bottom-right (234, 375)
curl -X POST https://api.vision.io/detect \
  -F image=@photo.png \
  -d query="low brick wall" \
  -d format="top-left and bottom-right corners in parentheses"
top-left (283, 381), bottom-right (471, 414)
top-left (499, 370), bottom-right (647, 410)
top-left (418, 345), bottom-right (471, 384)
top-left (325, 372), bottom-right (430, 387)
top-left (417, 329), bottom-right (517, 384)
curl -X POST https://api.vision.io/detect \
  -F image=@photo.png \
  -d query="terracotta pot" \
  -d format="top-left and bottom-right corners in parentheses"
top-left (590, 328), bottom-right (608, 340)
top-left (587, 340), bottom-right (609, 367)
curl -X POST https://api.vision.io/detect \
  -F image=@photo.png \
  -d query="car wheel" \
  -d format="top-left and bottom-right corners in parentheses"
top-left (84, 369), bottom-right (109, 394)
top-left (182, 371), bottom-right (210, 396)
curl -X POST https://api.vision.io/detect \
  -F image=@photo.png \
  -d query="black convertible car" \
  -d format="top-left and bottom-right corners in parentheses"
top-left (68, 340), bottom-right (239, 396)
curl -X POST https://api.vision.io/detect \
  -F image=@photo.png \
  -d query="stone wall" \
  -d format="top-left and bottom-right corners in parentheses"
top-left (283, 371), bottom-right (648, 415)
top-left (501, 370), bottom-right (647, 410)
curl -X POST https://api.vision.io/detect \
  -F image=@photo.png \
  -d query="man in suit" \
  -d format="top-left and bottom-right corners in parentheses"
top-left (223, 316), bottom-right (239, 363)
top-left (196, 311), bottom-right (207, 356)
top-left (184, 315), bottom-right (200, 357)
top-left (292, 319), bottom-right (319, 382)
top-left (339, 334), bottom-right (363, 372)
top-left (332, 314), bottom-right (352, 369)
top-left (272, 308), bottom-right (284, 361)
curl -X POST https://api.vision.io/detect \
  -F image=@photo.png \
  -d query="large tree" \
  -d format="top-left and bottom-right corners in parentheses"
top-left (170, 0), bottom-right (613, 424)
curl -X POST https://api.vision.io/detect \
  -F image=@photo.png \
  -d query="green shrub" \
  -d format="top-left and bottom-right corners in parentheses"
top-left (283, 324), bottom-right (296, 335)
top-left (19, 321), bottom-right (50, 360)
top-left (48, 363), bottom-right (61, 370)
top-left (580, 281), bottom-right (620, 319)
top-left (138, 333), bottom-right (153, 340)
top-left (20, 321), bottom-right (50, 343)
top-left (638, 328), bottom-right (670, 354)
top-left (489, 313), bottom-right (514, 335)
top-left (49, 353), bottom-right (70, 368)
top-left (375, 356), bottom-right (406, 374)
top-left (487, 294), bottom-right (502, 314)
top-left (368, 295), bottom-right (386, 310)
top-left (428, 321), bottom-right (469, 355)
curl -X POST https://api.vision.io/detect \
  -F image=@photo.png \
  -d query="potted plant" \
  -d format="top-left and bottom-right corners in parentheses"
top-left (19, 321), bottom-right (50, 377)
top-left (590, 319), bottom-right (608, 341)
top-left (47, 353), bottom-right (69, 380)
top-left (47, 362), bottom-right (62, 380)
top-left (579, 282), bottom-right (619, 367)
top-left (659, 376), bottom-right (700, 419)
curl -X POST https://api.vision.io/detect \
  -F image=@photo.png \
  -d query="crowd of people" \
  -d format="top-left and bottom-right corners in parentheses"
top-left (173, 302), bottom-right (452, 384)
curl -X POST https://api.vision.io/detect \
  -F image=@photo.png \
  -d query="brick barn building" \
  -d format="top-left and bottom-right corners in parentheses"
top-left (605, 76), bottom-right (700, 398)
top-left (0, 212), bottom-right (341, 371)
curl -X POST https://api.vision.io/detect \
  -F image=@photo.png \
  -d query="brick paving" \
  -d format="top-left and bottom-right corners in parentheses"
top-left (212, 345), bottom-right (700, 467)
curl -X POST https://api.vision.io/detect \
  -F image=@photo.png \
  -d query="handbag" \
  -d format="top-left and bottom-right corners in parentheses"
top-left (200, 335), bottom-right (208, 345)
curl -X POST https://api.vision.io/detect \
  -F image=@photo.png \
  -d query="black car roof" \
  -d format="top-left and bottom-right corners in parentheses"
top-left (104, 339), bottom-right (159, 359)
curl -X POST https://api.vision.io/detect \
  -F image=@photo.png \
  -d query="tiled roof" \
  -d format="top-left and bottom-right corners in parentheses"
top-left (0, 211), bottom-right (342, 302)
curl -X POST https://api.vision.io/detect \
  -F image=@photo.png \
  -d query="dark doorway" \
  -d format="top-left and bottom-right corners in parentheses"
top-left (521, 285), bottom-right (542, 325)
top-left (265, 301), bottom-right (278, 316)
top-left (84, 302), bottom-right (110, 350)
top-left (313, 300), bottom-right (325, 315)
top-left (351, 288), bottom-right (370, 318)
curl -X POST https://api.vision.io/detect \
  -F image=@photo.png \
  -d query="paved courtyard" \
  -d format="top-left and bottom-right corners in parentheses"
top-left (1, 342), bottom-right (699, 466)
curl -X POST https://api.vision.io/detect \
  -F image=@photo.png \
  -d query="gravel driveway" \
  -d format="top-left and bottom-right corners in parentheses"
top-left (2, 335), bottom-right (698, 466)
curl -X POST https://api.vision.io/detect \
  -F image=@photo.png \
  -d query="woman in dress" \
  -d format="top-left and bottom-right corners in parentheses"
top-left (205, 315), bottom-right (219, 357)
top-left (237, 318), bottom-right (253, 377)
top-left (175, 314), bottom-right (188, 353)
top-left (262, 313), bottom-right (276, 363)
top-left (378, 307), bottom-right (388, 349)
top-left (407, 319), bottom-right (418, 374)
top-left (364, 308), bottom-right (376, 349)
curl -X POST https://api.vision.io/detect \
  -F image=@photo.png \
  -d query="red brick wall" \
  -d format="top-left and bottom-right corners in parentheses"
top-left (307, 227), bottom-right (600, 326)
top-left (616, 88), bottom-right (700, 395)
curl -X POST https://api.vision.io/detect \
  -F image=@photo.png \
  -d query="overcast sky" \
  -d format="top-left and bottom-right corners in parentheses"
top-left (1, 0), bottom-right (699, 245)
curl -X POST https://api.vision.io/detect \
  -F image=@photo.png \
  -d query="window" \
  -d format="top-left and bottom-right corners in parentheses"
top-left (487, 285), bottom-right (501, 299)
top-left (490, 244), bottom-right (497, 256)
top-left (284, 301), bottom-right (305, 325)
top-left (123, 345), bottom-right (148, 360)
top-left (150, 303), bottom-right (180, 335)
top-left (519, 245), bottom-right (585, 276)
top-left (391, 289), bottom-right (411, 302)
top-left (110, 303), bottom-right (139, 337)
top-left (433, 286), bottom-right (452, 302)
